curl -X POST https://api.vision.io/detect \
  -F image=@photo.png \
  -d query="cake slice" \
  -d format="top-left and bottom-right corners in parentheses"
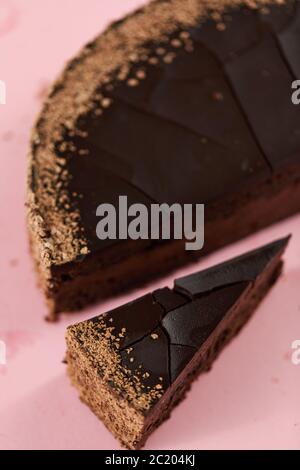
top-left (66, 236), bottom-right (290, 449)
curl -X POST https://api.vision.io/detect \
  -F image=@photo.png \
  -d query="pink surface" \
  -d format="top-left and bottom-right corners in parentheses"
top-left (0, 0), bottom-right (299, 451)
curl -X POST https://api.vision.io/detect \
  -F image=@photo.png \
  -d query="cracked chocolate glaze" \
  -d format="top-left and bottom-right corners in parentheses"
top-left (83, 236), bottom-right (289, 398)
top-left (30, 0), bottom-right (300, 266)
top-left (175, 236), bottom-right (290, 297)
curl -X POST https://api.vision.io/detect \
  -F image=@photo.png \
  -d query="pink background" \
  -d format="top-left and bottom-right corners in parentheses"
top-left (0, 0), bottom-right (299, 450)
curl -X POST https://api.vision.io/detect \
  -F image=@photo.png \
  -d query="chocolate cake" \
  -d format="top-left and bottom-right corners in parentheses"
top-left (66, 236), bottom-right (290, 449)
top-left (27, 0), bottom-right (300, 318)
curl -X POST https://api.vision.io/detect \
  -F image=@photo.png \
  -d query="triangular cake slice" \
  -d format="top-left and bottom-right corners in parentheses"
top-left (66, 236), bottom-right (290, 449)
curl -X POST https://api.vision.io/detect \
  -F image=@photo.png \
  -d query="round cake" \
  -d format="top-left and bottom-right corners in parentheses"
top-left (27, 0), bottom-right (300, 318)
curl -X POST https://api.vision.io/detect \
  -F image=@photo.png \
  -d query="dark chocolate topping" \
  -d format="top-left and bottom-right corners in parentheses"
top-left (120, 326), bottom-right (170, 390)
top-left (153, 287), bottom-right (188, 312)
top-left (162, 282), bottom-right (250, 348)
top-left (226, 33), bottom-right (299, 167)
top-left (278, 3), bottom-right (300, 77)
top-left (94, 293), bottom-right (164, 349)
top-left (169, 344), bottom-right (197, 383)
top-left (175, 235), bottom-right (290, 298)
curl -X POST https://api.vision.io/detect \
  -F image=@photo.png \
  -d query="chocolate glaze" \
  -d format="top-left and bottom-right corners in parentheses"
top-left (226, 33), bottom-right (299, 167)
top-left (92, 294), bottom-right (164, 350)
top-left (278, 4), bottom-right (300, 77)
top-left (121, 326), bottom-right (170, 390)
top-left (153, 287), bottom-right (188, 312)
top-left (162, 282), bottom-right (250, 348)
top-left (175, 235), bottom-right (290, 297)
